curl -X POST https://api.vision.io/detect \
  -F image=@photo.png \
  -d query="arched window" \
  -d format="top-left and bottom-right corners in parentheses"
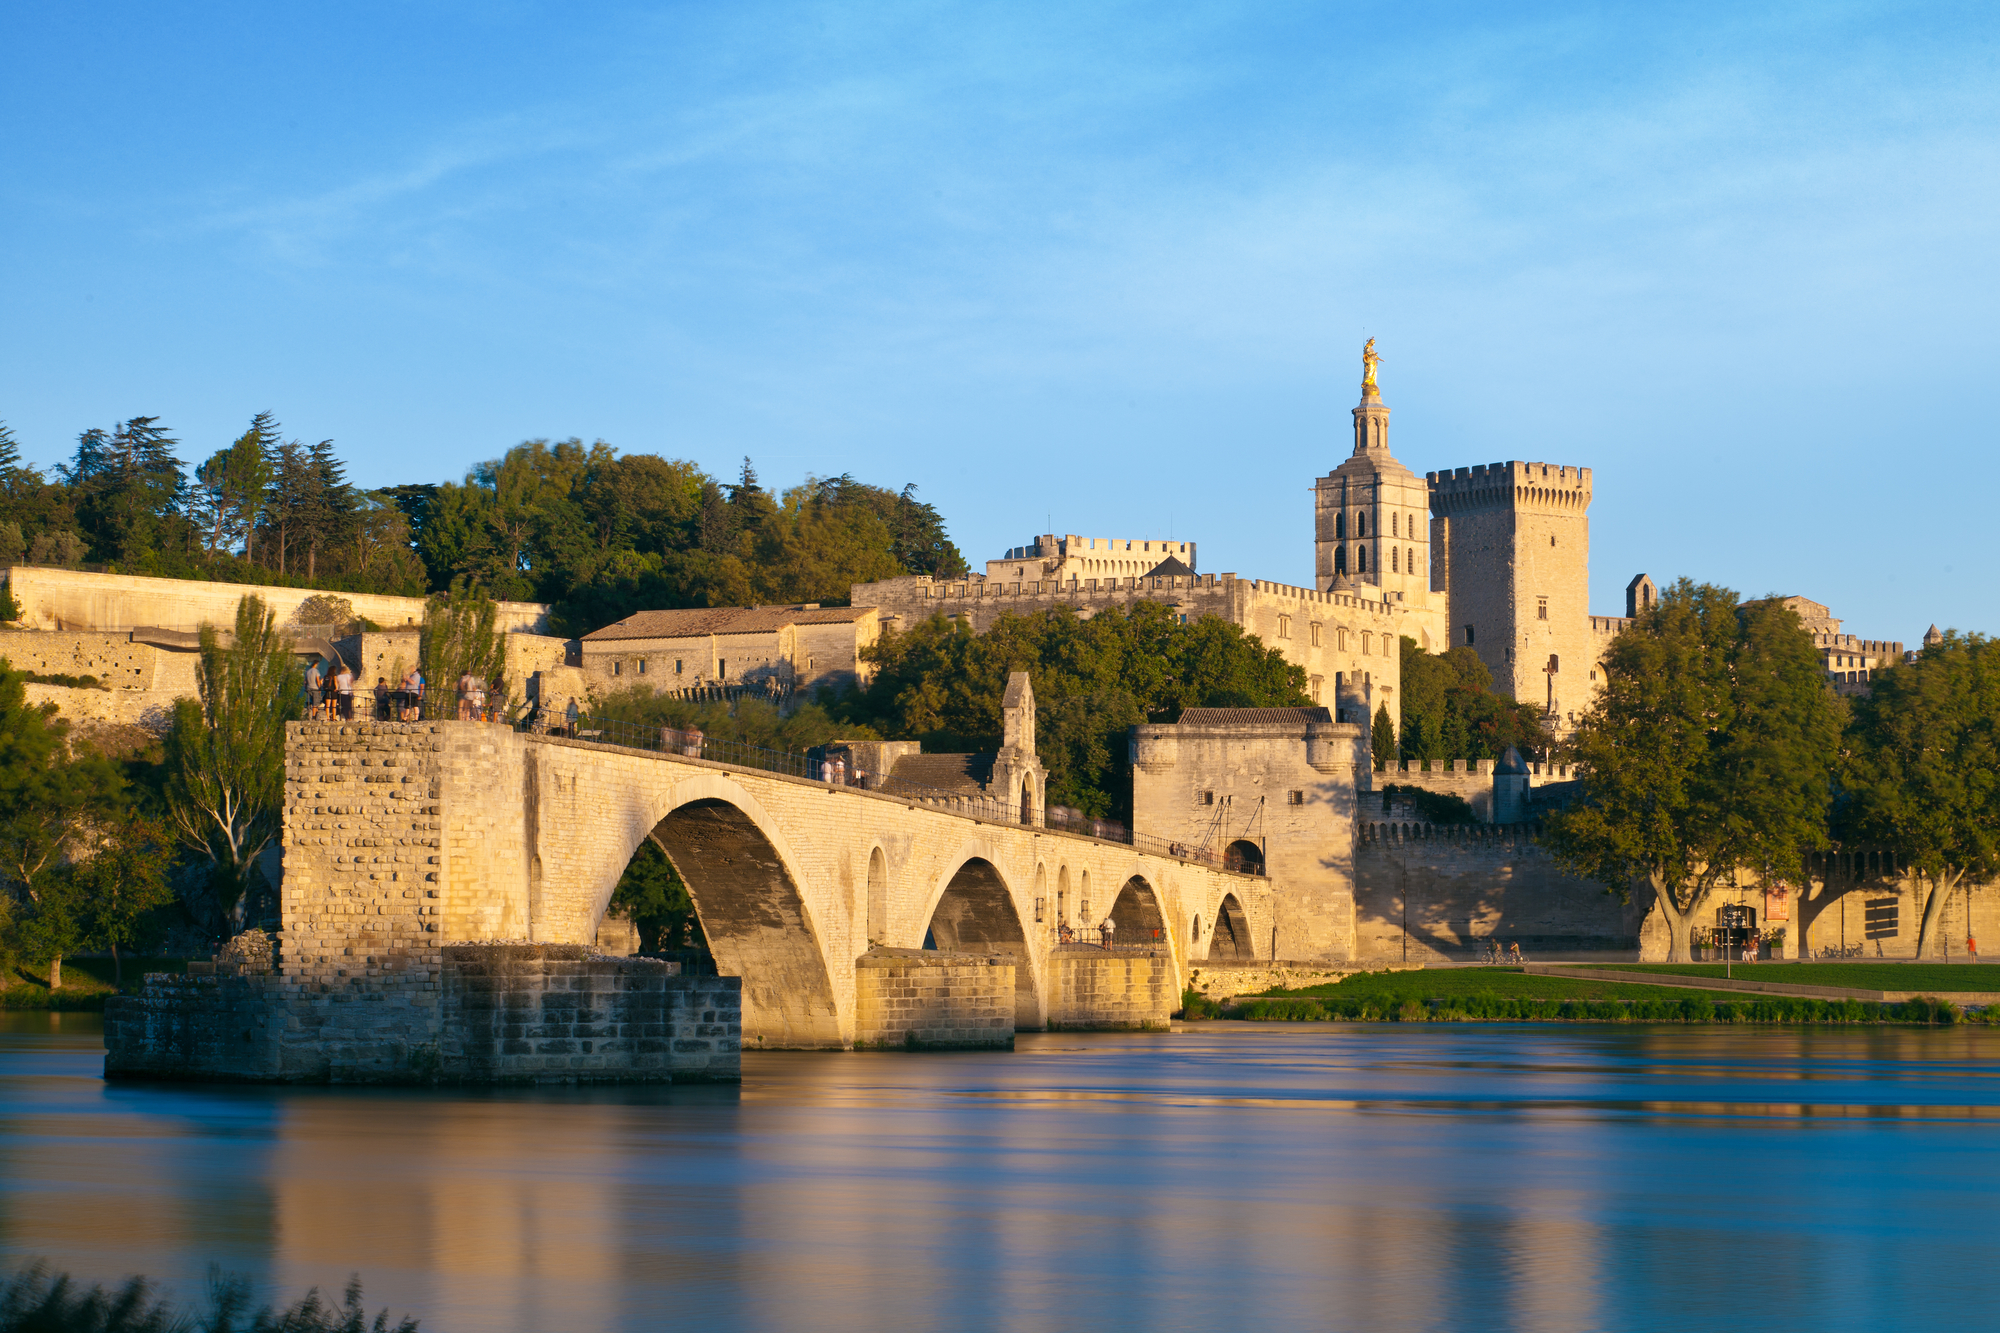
top-left (1391, 512), bottom-right (1399, 536)
top-left (1334, 547), bottom-right (1346, 574)
top-left (1391, 547), bottom-right (1399, 572)
top-left (1358, 547), bottom-right (1368, 573)
top-left (1335, 513), bottom-right (1345, 540)
top-left (1357, 512), bottom-right (1368, 537)
top-left (1407, 547), bottom-right (1415, 574)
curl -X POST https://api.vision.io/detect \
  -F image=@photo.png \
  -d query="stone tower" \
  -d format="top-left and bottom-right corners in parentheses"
top-left (1427, 459), bottom-right (1595, 721)
top-left (1313, 347), bottom-right (1440, 642)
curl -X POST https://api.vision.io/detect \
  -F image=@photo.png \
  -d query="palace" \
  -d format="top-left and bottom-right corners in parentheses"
top-left (855, 344), bottom-right (1636, 735)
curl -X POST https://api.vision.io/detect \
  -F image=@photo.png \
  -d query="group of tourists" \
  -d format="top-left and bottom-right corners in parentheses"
top-left (820, 754), bottom-right (868, 787)
top-left (455, 671), bottom-right (508, 722)
top-left (304, 659), bottom-right (507, 723)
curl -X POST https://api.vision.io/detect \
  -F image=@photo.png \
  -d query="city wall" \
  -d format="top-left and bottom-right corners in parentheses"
top-left (855, 572), bottom-right (1406, 720)
top-left (3, 565), bottom-right (549, 636)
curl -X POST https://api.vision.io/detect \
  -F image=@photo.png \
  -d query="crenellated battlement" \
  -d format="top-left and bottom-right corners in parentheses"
top-left (1427, 460), bottom-right (1593, 515)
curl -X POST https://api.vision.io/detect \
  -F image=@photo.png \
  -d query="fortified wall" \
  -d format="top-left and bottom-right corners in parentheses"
top-left (856, 571), bottom-right (1407, 722)
top-left (3, 565), bottom-right (549, 635)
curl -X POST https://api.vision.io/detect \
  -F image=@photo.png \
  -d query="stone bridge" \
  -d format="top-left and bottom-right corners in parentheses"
top-left (281, 721), bottom-right (1272, 1049)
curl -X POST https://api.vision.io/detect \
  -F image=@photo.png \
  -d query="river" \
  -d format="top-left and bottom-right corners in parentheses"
top-left (4, 1014), bottom-right (1999, 1331)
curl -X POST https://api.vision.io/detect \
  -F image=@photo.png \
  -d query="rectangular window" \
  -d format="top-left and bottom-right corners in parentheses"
top-left (719, 660), bottom-right (726, 677)
top-left (1464, 624), bottom-right (1476, 646)
top-left (638, 659), bottom-right (647, 675)
top-left (1538, 596), bottom-right (1548, 621)
top-left (1310, 623), bottom-right (1322, 646)
top-left (675, 660), bottom-right (683, 675)
top-left (1288, 790), bottom-right (1304, 805)
top-left (1278, 615), bottom-right (1291, 639)
top-left (613, 660), bottom-right (622, 676)
top-left (1361, 631), bottom-right (1373, 655)
top-left (1201, 791), bottom-right (1215, 806)
top-left (1034, 896), bottom-right (1045, 923)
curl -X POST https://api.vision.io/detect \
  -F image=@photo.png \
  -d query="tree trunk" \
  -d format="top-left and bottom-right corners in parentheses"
top-left (48, 954), bottom-right (61, 991)
top-left (111, 943), bottom-right (122, 988)
top-left (1915, 870), bottom-right (1961, 958)
top-left (1647, 873), bottom-right (1700, 962)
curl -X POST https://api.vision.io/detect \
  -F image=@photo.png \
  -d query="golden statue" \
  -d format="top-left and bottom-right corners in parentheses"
top-left (1361, 337), bottom-right (1382, 392)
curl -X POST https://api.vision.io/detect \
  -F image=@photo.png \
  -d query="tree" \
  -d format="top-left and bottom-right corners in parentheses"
top-left (60, 417), bottom-right (189, 565)
top-left (839, 603), bottom-right (1310, 819)
top-left (1541, 579), bottom-right (1843, 961)
top-left (60, 815), bottom-right (173, 986)
top-left (163, 595), bottom-right (300, 933)
top-left (0, 664), bottom-right (123, 988)
top-left (1398, 637), bottom-right (1550, 761)
top-left (193, 413), bottom-right (279, 561)
top-left (1371, 704), bottom-right (1397, 771)
top-left (609, 837), bottom-right (706, 954)
top-left (1841, 632), bottom-right (2000, 957)
top-left (421, 578), bottom-right (503, 713)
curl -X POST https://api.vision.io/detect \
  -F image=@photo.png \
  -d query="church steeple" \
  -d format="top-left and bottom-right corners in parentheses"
top-left (1352, 337), bottom-right (1391, 455)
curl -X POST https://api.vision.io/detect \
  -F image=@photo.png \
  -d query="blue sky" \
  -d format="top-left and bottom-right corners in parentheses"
top-left (3, 1), bottom-right (1995, 642)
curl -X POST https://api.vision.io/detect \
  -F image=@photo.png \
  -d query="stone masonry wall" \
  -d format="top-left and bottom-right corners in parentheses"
top-left (853, 948), bottom-right (1015, 1049)
top-left (104, 945), bottom-right (741, 1083)
top-left (1354, 821), bottom-right (1646, 962)
top-left (282, 722), bottom-right (447, 982)
top-left (1046, 949), bottom-right (1176, 1029)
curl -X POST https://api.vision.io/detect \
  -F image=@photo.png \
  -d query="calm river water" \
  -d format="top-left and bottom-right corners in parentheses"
top-left (4, 1016), bottom-right (2000, 1331)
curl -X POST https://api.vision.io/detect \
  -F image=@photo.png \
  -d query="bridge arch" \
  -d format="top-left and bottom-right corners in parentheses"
top-left (923, 847), bottom-right (1043, 1029)
top-left (1208, 892), bottom-right (1251, 960)
top-left (1109, 874), bottom-right (1167, 949)
top-left (592, 771), bottom-right (843, 1049)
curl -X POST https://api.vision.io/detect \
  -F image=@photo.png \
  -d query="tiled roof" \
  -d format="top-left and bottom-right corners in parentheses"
top-left (883, 753), bottom-right (993, 795)
top-left (1176, 706), bottom-right (1334, 726)
top-left (1143, 555), bottom-right (1195, 579)
top-left (582, 604), bottom-right (877, 642)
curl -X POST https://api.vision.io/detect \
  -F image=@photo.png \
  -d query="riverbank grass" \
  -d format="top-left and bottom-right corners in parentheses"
top-left (1580, 962), bottom-right (2000, 992)
top-left (2, 957), bottom-right (188, 1011)
top-left (1204, 967), bottom-right (1983, 1024)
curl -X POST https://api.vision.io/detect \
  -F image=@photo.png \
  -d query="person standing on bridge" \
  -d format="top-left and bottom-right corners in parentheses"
top-left (334, 660), bottom-right (355, 721)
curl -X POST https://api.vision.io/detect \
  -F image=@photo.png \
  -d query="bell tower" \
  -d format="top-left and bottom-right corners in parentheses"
top-left (1313, 341), bottom-right (1434, 622)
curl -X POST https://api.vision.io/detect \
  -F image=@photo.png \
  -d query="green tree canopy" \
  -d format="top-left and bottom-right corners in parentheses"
top-left (1840, 631), bottom-right (2000, 957)
top-left (1540, 579), bottom-right (1844, 961)
top-left (1398, 637), bottom-right (1550, 762)
top-left (163, 595), bottom-right (300, 933)
top-left (837, 604), bottom-right (1310, 819)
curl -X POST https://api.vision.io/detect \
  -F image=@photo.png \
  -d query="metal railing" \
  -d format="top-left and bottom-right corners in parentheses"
top-left (1051, 924), bottom-right (1172, 950)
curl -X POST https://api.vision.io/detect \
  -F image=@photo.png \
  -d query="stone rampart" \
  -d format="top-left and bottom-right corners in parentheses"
top-left (853, 948), bottom-right (1015, 1048)
top-left (3, 565), bottom-right (549, 636)
top-left (1353, 821), bottom-right (1647, 962)
top-left (103, 944), bottom-right (740, 1084)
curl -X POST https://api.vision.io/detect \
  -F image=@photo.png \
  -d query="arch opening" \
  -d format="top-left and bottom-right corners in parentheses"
top-left (1223, 839), bottom-right (1265, 875)
top-left (646, 797), bottom-right (842, 1048)
top-left (1208, 893), bottom-right (1251, 960)
top-left (865, 847), bottom-right (888, 950)
top-left (926, 857), bottom-right (1042, 1029)
top-left (1108, 876), bottom-right (1166, 948)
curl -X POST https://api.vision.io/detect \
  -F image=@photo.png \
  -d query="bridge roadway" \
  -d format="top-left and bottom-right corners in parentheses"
top-left (281, 721), bottom-right (1271, 1048)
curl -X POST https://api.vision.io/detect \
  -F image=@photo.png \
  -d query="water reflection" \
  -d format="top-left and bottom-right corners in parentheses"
top-left (3, 1015), bottom-right (2000, 1331)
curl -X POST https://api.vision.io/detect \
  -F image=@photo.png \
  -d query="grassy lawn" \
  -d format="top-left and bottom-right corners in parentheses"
top-left (1249, 967), bottom-right (1751, 1004)
top-left (1577, 963), bottom-right (2000, 992)
top-left (2, 956), bottom-right (188, 1011)
top-left (1190, 966), bottom-right (1985, 1024)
